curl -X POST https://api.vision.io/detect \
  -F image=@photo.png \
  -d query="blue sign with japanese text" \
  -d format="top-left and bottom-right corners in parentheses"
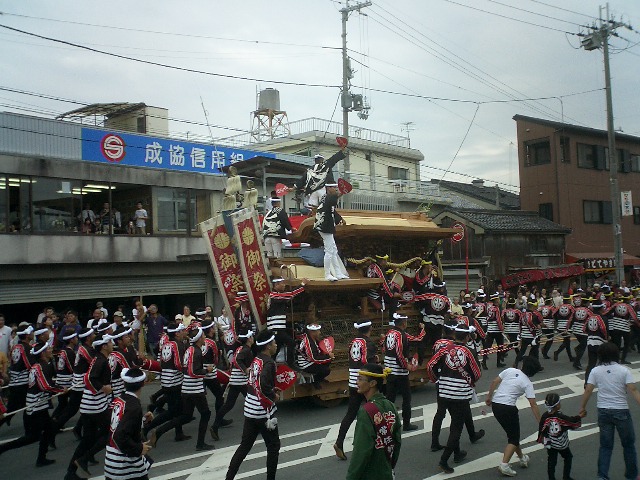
top-left (81, 128), bottom-right (274, 174)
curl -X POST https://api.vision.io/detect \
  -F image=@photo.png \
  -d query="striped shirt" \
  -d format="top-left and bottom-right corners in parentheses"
top-left (608, 303), bottom-right (637, 332)
top-left (80, 352), bottom-right (112, 414)
top-left (55, 347), bottom-right (75, 389)
top-left (538, 411), bottom-right (581, 450)
top-left (296, 333), bottom-right (332, 371)
top-left (266, 287), bottom-right (305, 330)
top-left (347, 336), bottom-right (377, 389)
top-left (554, 304), bottom-right (573, 332)
top-left (502, 309), bottom-right (521, 334)
top-left (72, 344), bottom-right (95, 392)
top-left (384, 328), bottom-right (410, 376)
top-left (26, 362), bottom-right (62, 415)
top-left (230, 345), bottom-right (253, 386)
top-left (585, 315), bottom-right (608, 347)
top-left (182, 345), bottom-right (206, 395)
top-left (9, 343), bottom-right (32, 386)
top-left (427, 343), bottom-right (481, 400)
top-left (486, 304), bottom-right (503, 333)
top-left (244, 354), bottom-right (277, 419)
top-left (539, 305), bottom-right (555, 330)
top-left (202, 338), bottom-right (219, 379)
top-left (569, 307), bottom-right (590, 336)
top-left (160, 340), bottom-right (184, 389)
top-left (519, 311), bottom-right (542, 339)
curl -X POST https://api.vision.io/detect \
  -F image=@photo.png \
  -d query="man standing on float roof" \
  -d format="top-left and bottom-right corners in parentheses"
top-left (313, 183), bottom-right (350, 282)
top-left (292, 144), bottom-right (347, 215)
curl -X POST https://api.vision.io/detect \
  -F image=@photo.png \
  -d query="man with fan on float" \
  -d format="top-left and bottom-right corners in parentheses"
top-left (313, 183), bottom-right (350, 282)
top-left (291, 144), bottom-right (347, 215)
top-left (334, 320), bottom-right (379, 461)
top-left (226, 329), bottom-right (281, 480)
top-left (296, 323), bottom-right (334, 389)
top-left (384, 313), bottom-right (425, 432)
top-left (262, 196), bottom-right (293, 259)
top-left (267, 277), bottom-right (307, 368)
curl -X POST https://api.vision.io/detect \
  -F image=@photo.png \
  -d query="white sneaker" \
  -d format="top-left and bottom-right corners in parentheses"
top-left (336, 274), bottom-right (350, 280)
top-left (498, 463), bottom-right (517, 476)
top-left (518, 454), bottom-right (529, 468)
top-left (325, 275), bottom-right (339, 282)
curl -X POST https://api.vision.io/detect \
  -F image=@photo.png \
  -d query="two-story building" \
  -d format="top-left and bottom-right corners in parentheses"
top-left (514, 114), bottom-right (640, 282)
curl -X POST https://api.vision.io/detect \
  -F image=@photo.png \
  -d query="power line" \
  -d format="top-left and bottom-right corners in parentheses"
top-left (527, 0), bottom-right (597, 21)
top-left (441, 0), bottom-right (575, 34)
top-left (0, 11), bottom-right (341, 50)
top-left (484, 0), bottom-right (589, 27)
top-left (0, 23), bottom-right (342, 89)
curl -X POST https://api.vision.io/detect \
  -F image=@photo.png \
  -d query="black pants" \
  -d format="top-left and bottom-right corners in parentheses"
top-left (541, 329), bottom-right (555, 357)
top-left (484, 332), bottom-right (505, 365)
top-left (226, 417), bottom-right (280, 480)
top-left (51, 389), bottom-right (70, 420)
top-left (515, 337), bottom-right (539, 366)
top-left (336, 387), bottom-right (365, 448)
top-left (492, 402), bottom-right (520, 446)
top-left (144, 388), bottom-right (183, 438)
top-left (157, 393), bottom-right (211, 446)
top-left (439, 399), bottom-right (470, 464)
top-left (387, 374), bottom-right (412, 424)
top-left (54, 389), bottom-right (82, 431)
top-left (0, 409), bottom-right (54, 462)
top-left (274, 330), bottom-right (296, 368)
top-left (574, 335), bottom-right (587, 365)
top-left (547, 446), bottom-right (573, 480)
top-left (554, 334), bottom-right (574, 361)
top-left (610, 330), bottom-right (630, 361)
top-left (585, 345), bottom-right (600, 386)
top-left (301, 363), bottom-right (331, 383)
top-left (69, 409), bottom-right (110, 471)
top-left (205, 378), bottom-right (225, 412)
top-left (432, 388), bottom-right (476, 447)
top-left (213, 385), bottom-right (247, 430)
top-left (631, 324), bottom-right (640, 352)
top-left (505, 332), bottom-right (520, 358)
top-left (0, 384), bottom-right (27, 428)
top-left (424, 323), bottom-right (443, 356)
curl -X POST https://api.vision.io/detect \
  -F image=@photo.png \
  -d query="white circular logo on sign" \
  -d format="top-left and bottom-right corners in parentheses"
top-left (575, 309), bottom-right (588, 321)
top-left (431, 296), bottom-right (447, 311)
top-left (101, 134), bottom-right (126, 162)
top-left (615, 304), bottom-right (628, 317)
top-left (559, 305), bottom-right (570, 316)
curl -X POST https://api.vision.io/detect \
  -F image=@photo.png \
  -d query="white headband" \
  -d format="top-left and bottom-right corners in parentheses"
top-left (30, 343), bottom-right (49, 356)
top-left (545, 399), bottom-right (560, 412)
top-left (93, 334), bottom-right (113, 347)
top-left (353, 321), bottom-right (372, 329)
top-left (190, 328), bottom-right (203, 343)
top-left (121, 367), bottom-right (147, 384)
top-left (306, 324), bottom-right (321, 331)
top-left (62, 331), bottom-right (78, 341)
top-left (272, 278), bottom-right (285, 283)
top-left (34, 327), bottom-right (48, 336)
top-left (196, 311), bottom-right (207, 316)
top-left (168, 324), bottom-right (186, 333)
top-left (79, 328), bottom-right (95, 339)
top-left (238, 330), bottom-right (254, 339)
top-left (256, 334), bottom-right (276, 346)
top-left (112, 328), bottom-right (133, 340)
top-left (17, 325), bottom-right (34, 336)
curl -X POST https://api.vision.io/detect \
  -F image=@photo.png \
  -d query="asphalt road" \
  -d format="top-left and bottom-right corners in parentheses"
top-left (2, 348), bottom-right (640, 480)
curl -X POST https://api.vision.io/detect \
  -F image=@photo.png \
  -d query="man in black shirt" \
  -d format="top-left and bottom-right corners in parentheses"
top-left (262, 197), bottom-right (293, 259)
top-left (293, 147), bottom-right (346, 214)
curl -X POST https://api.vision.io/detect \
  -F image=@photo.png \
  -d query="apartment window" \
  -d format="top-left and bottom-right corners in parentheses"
top-left (539, 202), bottom-right (553, 221)
top-left (604, 147), bottom-right (626, 172)
top-left (577, 143), bottom-right (599, 169)
top-left (156, 188), bottom-right (196, 232)
top-left (631, 154), bottom-right (640, 172)
top-left (634, 206), bottom-right (640, 225)
top-left (388, 166), bottom-right (408, 181)
top-left (583, 200), bottom-right (612, 224)
top-left (559, 136), bottom-right (570, 163)
top-left (525, 139), bottom-right (551, 166)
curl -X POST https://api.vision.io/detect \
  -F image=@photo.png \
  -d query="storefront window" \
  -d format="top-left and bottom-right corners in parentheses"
top-left (156, 188), bottom-right (196, 232)
top-left (32, 178), bottom-right (83, 232)
top-left (6, 176), bottom-right (31, 233)
top-left (0, 176), bottom-right (6, 233)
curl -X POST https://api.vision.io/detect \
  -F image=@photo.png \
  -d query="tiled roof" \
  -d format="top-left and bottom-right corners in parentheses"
top-left (431, 180), bottom-right (520, 209)
top-left (441, 209), bottom-right (571, 234)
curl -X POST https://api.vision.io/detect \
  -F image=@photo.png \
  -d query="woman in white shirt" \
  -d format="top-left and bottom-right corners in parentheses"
top-left (485, 356), bottom-right (542, 477)
top-left (580, 342), bottom-right (640, 480)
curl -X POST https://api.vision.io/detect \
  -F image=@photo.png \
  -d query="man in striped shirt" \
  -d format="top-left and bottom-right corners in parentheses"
top-left (0, 323), bottom-right (33, 429)
top-left (226, 329), bottom-right (280, 480)
top-left (0, 341), bottom-right (64, 466)
top-left (69, 333), bottom-right (114, 479)
top-left (266, 277), bottom-right (306, 368)
top-left (150, 327), bottom-right (214, 452)
top-left (427, 325), bottom-right (482, 473)
top-left (384, 313), bottom-right (425, 432)
top-left (296, 324), bottom-right (334, 388)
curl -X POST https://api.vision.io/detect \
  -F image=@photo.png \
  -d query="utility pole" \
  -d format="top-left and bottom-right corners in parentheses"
top-left (340, 0), bottom-right (371, 181)
top-left (580, 3), bottom-right (631, 284)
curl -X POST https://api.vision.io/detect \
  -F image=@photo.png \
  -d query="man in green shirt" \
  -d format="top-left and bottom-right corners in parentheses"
top-left (346, 363), bottom-right (402, 480)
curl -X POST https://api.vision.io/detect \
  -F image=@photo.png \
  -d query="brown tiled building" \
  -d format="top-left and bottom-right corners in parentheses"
top-left (513, 115), bottom-right (640, 277)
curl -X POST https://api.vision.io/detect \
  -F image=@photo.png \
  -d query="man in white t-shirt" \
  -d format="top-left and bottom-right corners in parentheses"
top-left (134, 202), bottom-right (148, 235)
top-left (0, 313), bottom-right (12, 356)
top-left (580, 342), bottom-right (640, 480)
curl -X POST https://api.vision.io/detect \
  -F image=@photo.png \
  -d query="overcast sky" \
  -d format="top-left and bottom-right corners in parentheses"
top-left (1, 0), bottom-right (639, 191)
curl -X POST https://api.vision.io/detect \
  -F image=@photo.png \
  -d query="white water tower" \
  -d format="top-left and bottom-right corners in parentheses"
top-left (250, 88), bottom-right (290, 142)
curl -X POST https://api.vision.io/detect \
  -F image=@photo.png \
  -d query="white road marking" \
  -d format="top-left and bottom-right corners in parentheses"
top-left (83, 362), bottom-right (640, 480)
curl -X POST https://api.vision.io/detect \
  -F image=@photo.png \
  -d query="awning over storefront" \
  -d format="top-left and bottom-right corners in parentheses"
top-left (501, 264), bottom-right (585, 289)
top-left (565, 252), bottom-right (640, 272)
